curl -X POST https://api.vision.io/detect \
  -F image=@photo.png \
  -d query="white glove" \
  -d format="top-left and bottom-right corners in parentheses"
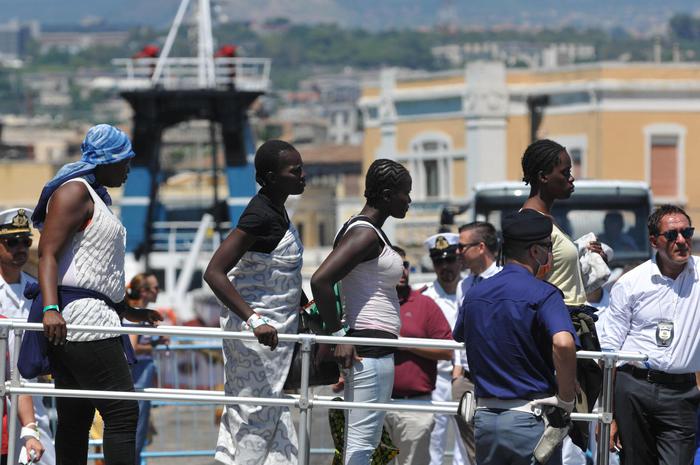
top-left (531, 395), bottom-right (575, 413)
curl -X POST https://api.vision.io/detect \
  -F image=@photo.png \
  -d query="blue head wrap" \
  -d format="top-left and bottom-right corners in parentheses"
top-left (32, 124), bottom-right (136, 229)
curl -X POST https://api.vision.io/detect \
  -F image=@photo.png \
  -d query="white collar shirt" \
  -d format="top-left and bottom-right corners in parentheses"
top-left (601, 255), bottom-right (700, 373)
top-left (0, 271), bottom-right (35, 319)
top-left (456, 261), bottom-right (503, 308)
top-left (422, 280), bottom-right (459, 375)
top-left (423, 280), bottom-right (459, 328)
top-left (454, 261), bottom-right (503, 370)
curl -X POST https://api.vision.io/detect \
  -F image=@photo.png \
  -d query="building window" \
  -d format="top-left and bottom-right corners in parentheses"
top-left (424, 160), bottom-right (439, 197)
top-left (550, 135), bottom-right (587, 179)
top-left (569, 148), bottom-right (583, 179)
top-left (650, 135), bottom-right (679, 198)
top-left (318, 223), bottom-right (329, 246)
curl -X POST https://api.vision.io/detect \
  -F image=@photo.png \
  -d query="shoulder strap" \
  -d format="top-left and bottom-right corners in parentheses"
top-left (333, 216), bottom-right (393, 249)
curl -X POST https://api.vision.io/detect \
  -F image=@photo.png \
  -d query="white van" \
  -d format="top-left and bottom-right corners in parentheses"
top-left (471, 180), bottom-right (653, 268)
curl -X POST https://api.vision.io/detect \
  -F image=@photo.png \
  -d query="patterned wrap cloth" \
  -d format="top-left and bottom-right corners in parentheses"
top-left (216, 225), bottom-right (303, 465)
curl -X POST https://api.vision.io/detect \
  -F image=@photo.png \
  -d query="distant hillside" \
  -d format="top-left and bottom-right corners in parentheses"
top-left (5, 0), bottom-right (700, 32)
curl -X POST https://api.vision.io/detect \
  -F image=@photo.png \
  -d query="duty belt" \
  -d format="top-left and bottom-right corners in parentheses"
top-left (476, 398), bottom-right (542, 415)
top-left (620, 365), bottom-right (694, 385)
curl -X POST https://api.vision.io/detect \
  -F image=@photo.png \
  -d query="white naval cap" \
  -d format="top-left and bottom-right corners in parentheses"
top-left (0, 208), bottom-right (34, 238)
top-left (424, 233), bottom-right (460, 259)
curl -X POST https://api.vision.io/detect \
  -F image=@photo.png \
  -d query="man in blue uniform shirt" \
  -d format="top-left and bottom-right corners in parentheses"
top-left (453, 209), bottom-right (578, 465)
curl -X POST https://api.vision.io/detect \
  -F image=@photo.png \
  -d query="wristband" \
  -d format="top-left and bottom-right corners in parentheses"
top-left (42, 304), bottom-right (60, 314)
top-left (246, 313), bottom-right (270, 330)
top-left (20, 425), bottom-right (39, 440)
top-left (330, 326), bottom-right (348, 338)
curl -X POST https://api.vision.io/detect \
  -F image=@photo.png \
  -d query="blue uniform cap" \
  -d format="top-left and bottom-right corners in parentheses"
top-left (502, 209), bottom-right (552, 242)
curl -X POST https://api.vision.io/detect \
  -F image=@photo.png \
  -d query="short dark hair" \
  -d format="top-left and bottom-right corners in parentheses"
top-left (458, 221), bottom-right (499, 254)
top-left (647, 204), bottom-right (692, 236)
top-left (364, 159), bottom-right (411, 207)
top-left (502, 238), bottom-right (539, 262)
top-left (254, 139), bottom-right (297, 187)
top-left (521, 139), bottom-right (565, 186)
top-left (392, 245), bottom-right (406, 257)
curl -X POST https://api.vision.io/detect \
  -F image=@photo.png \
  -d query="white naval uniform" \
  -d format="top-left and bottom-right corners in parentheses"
top-left (216, 225), bottom-right (303, 465)
top-left (0, 272), bottom-right (56, 465)
top-left (422, 281), bottom-right (469, 465)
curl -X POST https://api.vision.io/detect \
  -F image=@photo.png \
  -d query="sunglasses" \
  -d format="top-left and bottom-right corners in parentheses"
top-left (402, 261), bottom-right (410, 269)
top-left (459, 241), bottom-right (481, 251)
top-left (657, 227), bottom-right (694, 242)
top-left (2, 237), bottom-right (32, 248)
top-left (433, 256), bottom-right (458, 265)
top-left (142, 285), bottom-right (160, 292)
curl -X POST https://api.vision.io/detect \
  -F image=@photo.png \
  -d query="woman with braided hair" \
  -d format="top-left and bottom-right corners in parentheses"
top-left (521, 138), bottom-right (607, 312)
top-left (521, 139), bottom-right (606, 464)
top-left (311, 159), bottom-right (412, 465)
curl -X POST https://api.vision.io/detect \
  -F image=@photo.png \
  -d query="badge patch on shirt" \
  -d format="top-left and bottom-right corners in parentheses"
top-left (656, 321), bottom-right (674, 347)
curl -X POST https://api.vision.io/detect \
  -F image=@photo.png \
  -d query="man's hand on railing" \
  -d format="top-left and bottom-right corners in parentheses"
top-left (333, 344), bottom-right (361, 369)
top-left (609, 419), bottom-right (622, 452)
top-left (123, 307), bottom-right (164, 326)
top-left (23, 436), bottom-right (44, 463)
top-left (530, 395), bottom-right (576, 414)
top-left (253, 325), bottom-right (278, 350)
top-left (42, 311), bottom-right (67, 346)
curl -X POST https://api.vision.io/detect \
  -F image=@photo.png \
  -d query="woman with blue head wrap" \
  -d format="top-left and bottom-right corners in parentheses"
top-left (27, 124), bottom-right (162, 465)
top-left (32, 124), bottom-right (136, 230)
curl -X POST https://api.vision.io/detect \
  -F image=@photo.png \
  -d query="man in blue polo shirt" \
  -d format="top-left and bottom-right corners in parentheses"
top-left (453, 209), bottom-right (578, 465)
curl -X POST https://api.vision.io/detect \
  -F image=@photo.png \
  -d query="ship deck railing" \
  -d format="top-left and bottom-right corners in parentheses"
top-left (0, 320), bottom-right (645, 465)
top-left (111, 57), bottom-right (271, 92)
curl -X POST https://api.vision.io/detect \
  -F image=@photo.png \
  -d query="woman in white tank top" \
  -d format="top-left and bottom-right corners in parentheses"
top-left (32, 125), bottom-right (162, 465)
top-left (311, 159), bottom-right (412, 465)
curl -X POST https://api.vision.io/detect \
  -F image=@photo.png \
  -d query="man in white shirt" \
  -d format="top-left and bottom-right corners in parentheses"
top-left (601, 204), bottom-right (700, 465)
top-left (452, 221), bottom-right (502, 465)
top-left (422, 233), bottom-right (468, 465)
top-left (0, 208), bottom-right (56, 465)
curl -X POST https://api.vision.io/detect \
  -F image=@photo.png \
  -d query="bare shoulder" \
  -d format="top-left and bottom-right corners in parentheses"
top-left (51, 180), bottom-right (92, 206)
top-left (338, 224), bottom-right (381, 249)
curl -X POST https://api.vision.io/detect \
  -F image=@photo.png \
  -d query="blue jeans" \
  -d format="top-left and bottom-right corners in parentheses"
top-left (474, 409), bottom-right (562, 465)
top-left (132, 358), bottom-right (156, 465)
top-left (343, 355), bottom-right (394, 465)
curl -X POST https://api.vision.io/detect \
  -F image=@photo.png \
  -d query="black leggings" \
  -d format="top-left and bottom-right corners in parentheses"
top-left (49, 337), bottom-right (138, 465)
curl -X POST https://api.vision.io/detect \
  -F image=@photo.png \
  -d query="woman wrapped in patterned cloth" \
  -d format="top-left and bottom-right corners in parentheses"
top-left (204, 139), bottom-right (306, 465)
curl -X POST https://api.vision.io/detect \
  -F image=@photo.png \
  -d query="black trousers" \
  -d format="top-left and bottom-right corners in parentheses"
top-left (615, 369), bottom-right (699, 465)
top-left (49, 337), bottom-right (138, 465)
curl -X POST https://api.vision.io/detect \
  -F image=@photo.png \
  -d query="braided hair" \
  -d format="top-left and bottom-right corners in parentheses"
top-left (364, 159), bottom-right (411, 207)
top-left (521, 139), bottom-right (566, 186)
top-left (254, 139), bottom-right (296, 187)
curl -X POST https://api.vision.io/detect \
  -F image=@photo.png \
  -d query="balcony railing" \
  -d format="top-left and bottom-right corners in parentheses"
top-left (112, 57), bottom-right (271, 92)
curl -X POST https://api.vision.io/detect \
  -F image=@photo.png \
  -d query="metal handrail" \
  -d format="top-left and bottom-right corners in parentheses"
top-left (0, 320), bottom-right (646, 465)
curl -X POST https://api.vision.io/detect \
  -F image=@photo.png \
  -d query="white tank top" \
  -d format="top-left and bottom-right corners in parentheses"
top-left (53, 178), bottom-right (125, 341)
top-left (339, 220), bottom-right (403, 335)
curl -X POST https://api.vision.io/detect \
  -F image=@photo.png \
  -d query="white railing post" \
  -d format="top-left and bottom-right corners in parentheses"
top-left (7, 328), bottom-right (23, 463)
top-left (297, 335), bottom-right (313, 465)
top-left (597, 353), bottom-right (616, 465)
top-left (0, 321), bottom-right (8, 450)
